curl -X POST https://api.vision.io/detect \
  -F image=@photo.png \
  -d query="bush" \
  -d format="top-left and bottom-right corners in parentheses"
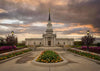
top-left (0, 39), bottom-right (5, 46)
top-left (16, 43), bottom-right (27, 48)
top-left (35, 45), bottom-right (41, 47)
top-left (0, 46), bottom-right (16, 51)
top-left (81, 46), bottom-right (100, 54)
top-left (97, 43), bottom-right (100, 47)
top-left (74, 41), bottom-right (82, 46)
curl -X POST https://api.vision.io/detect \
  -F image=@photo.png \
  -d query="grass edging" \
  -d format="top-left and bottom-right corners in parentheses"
top-left (0, 49), bottom-right (32, 61)
top-left (67, 48), bottom-right (100, 61)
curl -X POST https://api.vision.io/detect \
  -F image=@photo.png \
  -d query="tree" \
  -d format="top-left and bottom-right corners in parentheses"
top-left (81, 30), bottom-right (95, 50)
top-left (0, 38), bottom-right (5, 46)
top-left (6, 31), bottom-right (18, 46)
top-left (74, 41), bottom-right (82, 46)
top-left (97, 43), bottom-right (100, 47)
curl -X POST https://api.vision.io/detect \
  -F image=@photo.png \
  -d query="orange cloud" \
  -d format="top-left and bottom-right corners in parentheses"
top-left (52, 22), bottom-right (64, 25)
top-left (7, 0), bottom-right (40, 6)
top-left (55, 0), bottom-right (68, 6)
top-left (7, 0), bottom-right (68, 9)
top-left (67, 33), bottom-right (84, 36)
top-left (41, 22), bottom-right (65, 25)
top-left (54, 28), bottom-right (67, 31)
top-left (0, 9), bottom-right (8, 13)
top-left (76, 24), bottom-right (98, 32)
top-left (19, 24), bottom-right (31, 27)
top-left (19, 28), bottom-right (26, 32)
top-left (54, 23), bottom-right (97, 33)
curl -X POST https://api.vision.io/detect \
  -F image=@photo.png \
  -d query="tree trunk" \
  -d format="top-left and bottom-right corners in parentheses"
top-left (87, 45), bottom-right (89, 51)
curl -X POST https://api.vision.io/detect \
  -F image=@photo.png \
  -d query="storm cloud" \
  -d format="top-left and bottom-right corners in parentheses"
top-left (0, 0), bottom-right (100, 41)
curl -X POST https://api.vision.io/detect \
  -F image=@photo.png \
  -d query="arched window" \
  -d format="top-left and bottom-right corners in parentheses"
top-left (34, 42), bottom-right (36, 45)
top-left (40, 42), bottom-right (41, 45)
top-left (58, 42), bottom-right (59, 44)
top-left (63, 42), bottom-right (65, 45)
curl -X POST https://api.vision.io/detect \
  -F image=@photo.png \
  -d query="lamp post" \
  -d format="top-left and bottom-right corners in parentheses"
top-left (11, 31), bottom-right (14, 36)
top-left (82, 30), bottom-right (95, 51)
top-left (87, 30), bottom-right (90, 36)
top-left (87, 30), bottom-right (90, 51)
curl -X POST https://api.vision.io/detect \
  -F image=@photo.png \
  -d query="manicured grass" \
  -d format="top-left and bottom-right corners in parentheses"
top-left (36, 50), bottom-right (63, 63)
top-left (67, 49), bottom-right (100, 61)
top-left (0, 49), bottom-right (32, 61)
top-left (16, 45), bottom-right (26, 48)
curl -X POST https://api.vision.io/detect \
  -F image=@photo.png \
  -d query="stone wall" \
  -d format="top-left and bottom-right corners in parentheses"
top-left (25, 38), bottom-right (43, 46)
top-left (25, 38), bottom-right (74, 46)
top-left (56, 38), bottom-right (74, 46)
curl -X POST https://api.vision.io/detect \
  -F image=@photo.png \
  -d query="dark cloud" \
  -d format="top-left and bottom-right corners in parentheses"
top-left (0, 0), bottom-right (100, 35)
top-left (0, 23), bottom-right (46, 35)
top-left (63, 27), bottom-right (89, 34)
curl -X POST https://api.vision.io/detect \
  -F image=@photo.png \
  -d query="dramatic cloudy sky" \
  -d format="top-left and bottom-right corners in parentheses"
top-left (0, 0), bottom-right (100, 42)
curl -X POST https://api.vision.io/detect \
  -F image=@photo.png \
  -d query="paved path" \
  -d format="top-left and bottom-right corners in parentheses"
top-left (0, 47), bottom-right (100, 71)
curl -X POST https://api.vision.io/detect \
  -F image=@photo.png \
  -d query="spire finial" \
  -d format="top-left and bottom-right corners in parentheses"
top-left (49, 8), bottom-right (50, 13)
top-left (48, 8), bottom-right (51, 21)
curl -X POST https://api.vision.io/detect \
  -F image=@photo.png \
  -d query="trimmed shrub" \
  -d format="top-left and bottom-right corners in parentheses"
top-left (0, 46), bottom-right (16, 51)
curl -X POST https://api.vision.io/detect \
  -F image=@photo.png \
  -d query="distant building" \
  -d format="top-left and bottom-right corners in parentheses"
top-left (25, 10), bottom-right (74, 46)
top-left (94, 38), bottom-right (100, 44)
top-left (0, 37), bottom-right (5, 43)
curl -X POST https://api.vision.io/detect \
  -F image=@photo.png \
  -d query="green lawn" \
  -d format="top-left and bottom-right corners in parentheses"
top-left (16, 45), bottom-right (26, 48)
top-left (0, 49), bottom-right (32, 60)
top-left (67, 49), bottom-right (100, 61)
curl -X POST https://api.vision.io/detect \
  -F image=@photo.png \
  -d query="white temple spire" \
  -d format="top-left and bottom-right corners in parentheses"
top-left (46, 9), bottom-right (53, 34)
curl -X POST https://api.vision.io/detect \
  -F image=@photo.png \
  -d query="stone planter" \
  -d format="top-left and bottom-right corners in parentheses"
top-left (31, 51), bottom-right (68, 66)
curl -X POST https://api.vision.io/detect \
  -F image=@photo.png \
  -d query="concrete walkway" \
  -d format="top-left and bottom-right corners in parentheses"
top-left (0, 47), bottom-right (100, 71)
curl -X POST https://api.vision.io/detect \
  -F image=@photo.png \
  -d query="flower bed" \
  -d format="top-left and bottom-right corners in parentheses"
top-left (68, 48), bottom-right (100, 61)
top-left (81, 46), bottom-right (100, 54)
top-left (0, 46), bottom-right (28, 53)
top-left (0, 49), bottom-right (32, 61)
top-left (36, 50), bottom-right (63, 63)
top-left (0, 46), bottom-right (16, 51)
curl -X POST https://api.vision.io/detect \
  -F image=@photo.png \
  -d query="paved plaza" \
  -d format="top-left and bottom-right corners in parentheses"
top-left (0, 47), bottom-right (100, 71)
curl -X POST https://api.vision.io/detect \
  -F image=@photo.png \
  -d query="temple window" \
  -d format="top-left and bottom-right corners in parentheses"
top-left (58, 42), bottom-right (59, 44)
top-left (34, 42), bottom-right (36, 45)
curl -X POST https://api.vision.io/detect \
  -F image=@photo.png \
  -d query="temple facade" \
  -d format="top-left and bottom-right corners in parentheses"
top-left (25, 11), bottom-right (74, 47)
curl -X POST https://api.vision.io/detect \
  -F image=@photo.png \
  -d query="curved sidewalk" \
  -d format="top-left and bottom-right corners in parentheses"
top-left (0, 47), bottom-right (100, 71)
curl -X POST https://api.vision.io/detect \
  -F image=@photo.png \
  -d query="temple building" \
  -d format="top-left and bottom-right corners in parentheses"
top-left (25, 10), bottom-right (74, 46)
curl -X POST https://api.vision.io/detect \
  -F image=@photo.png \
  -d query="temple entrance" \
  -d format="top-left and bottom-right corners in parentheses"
top-left (48, 41), bottom-right (51, 46)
